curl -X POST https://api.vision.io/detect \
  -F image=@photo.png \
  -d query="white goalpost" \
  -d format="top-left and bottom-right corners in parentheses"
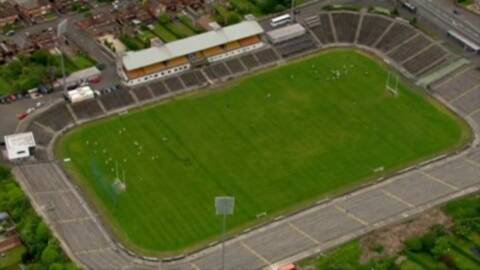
top-left (386, 72), bottom-right (399, 96)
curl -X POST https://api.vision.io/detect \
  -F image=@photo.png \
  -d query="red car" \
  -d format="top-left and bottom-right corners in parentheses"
top-left (88, 75), bottom-right (102, 84)
top-left (17, 112), bottom-right (28, 120)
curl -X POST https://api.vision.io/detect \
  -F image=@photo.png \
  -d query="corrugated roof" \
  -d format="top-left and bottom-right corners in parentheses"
top-left (122, 20), bottom-right (264, 71)
top-left (5, 132), bottom-right (36, 149)
top-left (448, 30), bottom-right (480, 51)
top-left (266, 23), bottom-right (306, 41)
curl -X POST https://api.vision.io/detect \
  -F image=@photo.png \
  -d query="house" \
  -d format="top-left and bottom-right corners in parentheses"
top-left (26, 27), bottom-right (57, 49)
top-left (0, 2), bottom-right (19, 27)
top-left (146, 0), bottom-right (166, 18)
top-left (0, 212), bottom-right (22, 258)
top-left (116, 2), bottom-right (154, 25)
top-left (77, 10), bottom-right (119, 36)
top-left (13, 0), bottom-right (53, 23)
top-left (53, 0), bottom-right (88, 14)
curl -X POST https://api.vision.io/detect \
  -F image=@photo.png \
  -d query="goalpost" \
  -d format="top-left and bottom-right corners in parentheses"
top-left (386, 71), bottom-right (399, 96)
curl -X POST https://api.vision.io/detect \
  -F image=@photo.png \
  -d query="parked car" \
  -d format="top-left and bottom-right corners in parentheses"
top-left (88, 75), bottom-right (102, 84)
top-left (17, 112), bottom-right (28, 120)
top-left (38, 84), bottom-right (53, 94)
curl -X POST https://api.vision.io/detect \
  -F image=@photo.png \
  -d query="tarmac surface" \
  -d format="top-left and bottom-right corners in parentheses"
top-left (6, 4), bottom-right (480, 270)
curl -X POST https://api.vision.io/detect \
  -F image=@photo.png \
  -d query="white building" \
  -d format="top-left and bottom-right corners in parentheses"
top-left (4, 132), bottom-right (36, 160)
top-left (65, 86), bottom-right (95, 103)
top-left (267, 23), bottom-right (306, 44)
top-left (119, 20), bottom-right (265, 86)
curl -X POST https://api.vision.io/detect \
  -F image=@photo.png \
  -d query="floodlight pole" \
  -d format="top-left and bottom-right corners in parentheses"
top-left (290, 0), bottom-right (296, 22)
top-left (221, 213), bottom-right (226, 270)
top-left (57, 19), bottom-right (68, 95)
top-left (59, 42), bottom-right (66, 94)
top-left (215, 196), bottom-right (234, 270)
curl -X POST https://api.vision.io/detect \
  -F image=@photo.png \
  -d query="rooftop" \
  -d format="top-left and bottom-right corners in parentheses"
top-left (122, 20), bottom-right (264, 71)
top-left (5, 132), bottom-right (36, 150)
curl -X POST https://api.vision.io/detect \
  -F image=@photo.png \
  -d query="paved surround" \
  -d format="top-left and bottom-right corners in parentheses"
top-left (11, 10), bottom-right (480, 270)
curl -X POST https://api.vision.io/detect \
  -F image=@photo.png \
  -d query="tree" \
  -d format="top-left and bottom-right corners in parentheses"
top-left (226, 12), bottom-right (241, 25)
top-left (431, 236), bottom-right (451, 259)
top-left (0, 165), bottom-right (11, 180)
top-left (41, 241), bottom-right (61, 265)
top-left (35, 221), bottom-right (51, 244)
top-left (257, 0), bottom-right (277, 13)
top-left (405, 237), bottom-right (423, 252)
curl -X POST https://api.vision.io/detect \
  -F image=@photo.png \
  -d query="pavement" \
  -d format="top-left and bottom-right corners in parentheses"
top-left (411, 0), bottom-right (480, 43)
top-left (5, 3), bottom-right (480, 270)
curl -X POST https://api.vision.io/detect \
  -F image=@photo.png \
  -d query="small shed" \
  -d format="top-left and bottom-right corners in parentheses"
top-left (266, 23), bottom-right (306, 44)
top-left (4, 132), bottom-right (36, 160)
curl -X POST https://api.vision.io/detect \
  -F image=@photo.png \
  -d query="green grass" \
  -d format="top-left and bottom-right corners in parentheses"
top-left (299, 241), bottom-right (362, 268)
top-left (457, 0), bottom-right (474, 7)
top-left (152, 23), bottom-right (177, 42)
top-left (178, 16), bottom-right (203, 33)
top-left (165, 22), bottom-right (196, 38)
top-left (0, 245), bottom-right (26, 269)
top-left (68, 54), bottom-right (96, 70)
top-left (59, 50), bottom-right (469, 254)
top-left (400, 259), bottom-right (425, 270)
top-left (442, 193), bottom-right (480, 221)
top-left (120, 35), bottom-right (147, 51)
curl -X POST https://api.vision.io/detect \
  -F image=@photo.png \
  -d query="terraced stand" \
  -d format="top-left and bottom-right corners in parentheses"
top-left (12, 11), bottom-right (480, 270)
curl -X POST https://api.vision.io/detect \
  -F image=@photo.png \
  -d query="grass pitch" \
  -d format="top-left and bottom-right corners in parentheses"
top-left (59, 51), bottom-right (469, 253)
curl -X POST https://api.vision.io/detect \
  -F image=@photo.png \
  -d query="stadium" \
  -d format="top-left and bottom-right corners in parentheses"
top-left (13, 9), bottom-right (480, 269)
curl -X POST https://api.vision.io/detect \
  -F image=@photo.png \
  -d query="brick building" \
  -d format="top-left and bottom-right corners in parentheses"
top-left (0, 2), bottom-right (19, 27)
top-left (13, 0), bottom-right (52, 23)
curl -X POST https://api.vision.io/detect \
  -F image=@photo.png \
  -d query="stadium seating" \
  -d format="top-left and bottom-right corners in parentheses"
top-left (240, 54), bottom-right (261, 70)
top-left (164, 76), bottom-right (185, 92)
top-left (254, 48), bottom-right (280, 65)
top-left (204, 62), bottom-right (231, 80)
top-left (99, 90), bottom-right (135, 111)
top-left (432, 68), bottom-right (480, 101)
top-left (402, 45), bottom-right (448, 75)
top-left (26, 122), bottom-right (53, 147)
top-left (331, 12), bottom-right (360, 43)
top-left (180, 70), bottom-right (208, 88)
top-left (71, 100), bottom-right (105, 120)
top-left (34, 148), bottom-right (49, 161)
top-left (35, 104), bottom-right (74, 131)
top-left (309, 14), bottom-right (335, 44)
top-left (356, 15), bottom-right (393, 46)
top-left (274, 34), bottom-right (317, 58)
top-left (375, 23), bottom-right (416, 53)
top-left (225, 58), bottom-right (247, 75)
top-left (388, 34), bottom-right (431, 63)
top-left (131, 86), bottom-right (154, 101)
top-left (149, 81), bottom-right (170, 97)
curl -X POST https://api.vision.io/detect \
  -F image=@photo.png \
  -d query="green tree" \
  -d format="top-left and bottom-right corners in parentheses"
top-left (226, 12), bottom-right (241, 25)
top-left (431, 236), bottom-right (451, 259)
top-left (41, 241), bottom-right (61, 265)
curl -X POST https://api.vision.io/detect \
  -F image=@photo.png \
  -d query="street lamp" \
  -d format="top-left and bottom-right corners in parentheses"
top-left (215, 196), bottom-right (235, 270)
top-left (57, 19), bottom-right (68, 94)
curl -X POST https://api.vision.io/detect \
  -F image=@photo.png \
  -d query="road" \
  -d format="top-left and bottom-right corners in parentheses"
top-left (411, 0), bottom-right (480, 43)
